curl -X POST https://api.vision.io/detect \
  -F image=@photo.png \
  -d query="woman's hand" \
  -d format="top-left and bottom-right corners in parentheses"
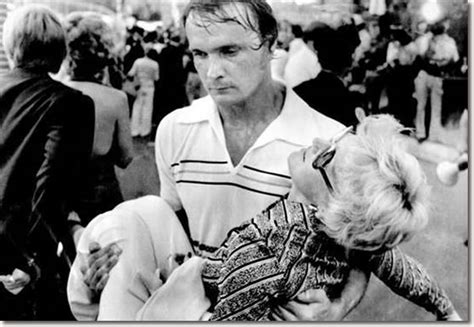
top-left (81, 241), bottom-right (122, 292)
top-left (0, 268), bottom-right (31, 295)
top-left (441, 310), bottom-right (462, 321)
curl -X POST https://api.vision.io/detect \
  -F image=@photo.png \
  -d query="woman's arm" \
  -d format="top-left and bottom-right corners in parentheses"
top-left (114, 91), bottom-right (134, 169)
top-left (366, 247), bottom-right (459, 320)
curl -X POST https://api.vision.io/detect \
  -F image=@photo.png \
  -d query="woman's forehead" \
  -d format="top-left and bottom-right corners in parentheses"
top-left (339, 133), bottom-right (358, 147)
top-left (332, 134), bottom-right (358, 167)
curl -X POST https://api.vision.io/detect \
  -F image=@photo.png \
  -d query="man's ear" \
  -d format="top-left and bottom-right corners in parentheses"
top-left (269, 40), bottom-right (277, 53)
top-left (354, 107), bottom-right (366, 123)
top-left (306, 40), bottom-right (317, 56)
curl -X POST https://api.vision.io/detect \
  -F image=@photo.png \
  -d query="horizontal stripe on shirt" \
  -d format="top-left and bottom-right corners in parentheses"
top-left (243, 165), bottom-right (291, 179)
top-left (171, 159), bottom-right (228, 167)
top-left (175, 180), bottom-right (285, 198)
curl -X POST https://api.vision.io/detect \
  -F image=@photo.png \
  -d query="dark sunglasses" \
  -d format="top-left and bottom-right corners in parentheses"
top-left (312, 126), bottom-right (353, 194)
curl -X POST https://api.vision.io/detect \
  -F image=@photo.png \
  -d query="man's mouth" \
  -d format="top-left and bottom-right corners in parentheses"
top-left (210, 86), bottom-right (231, 91)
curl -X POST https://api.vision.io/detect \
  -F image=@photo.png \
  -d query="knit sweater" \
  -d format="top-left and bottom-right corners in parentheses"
top-left (202, 199), bottom-right (454, 321)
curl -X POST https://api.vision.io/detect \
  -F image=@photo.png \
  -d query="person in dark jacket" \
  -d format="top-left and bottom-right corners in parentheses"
top-left (0, 5), bottom-right (95, 320)
top-left (294, 21), bottom-right (361, 127)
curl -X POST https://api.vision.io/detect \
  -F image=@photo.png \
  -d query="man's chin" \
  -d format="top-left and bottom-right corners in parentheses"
top-left (209, 90), bottom-right (241, 105)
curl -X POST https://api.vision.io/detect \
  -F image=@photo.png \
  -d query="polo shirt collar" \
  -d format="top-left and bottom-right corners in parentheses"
top-left (253, 87), bottom-right (318, 148)
top-left (176, 87), bottom-right (317, 148)
top-left (175, 95), bottom-right (218, 124)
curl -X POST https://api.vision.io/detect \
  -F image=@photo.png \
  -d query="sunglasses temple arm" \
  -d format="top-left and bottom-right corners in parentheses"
top-left (331, 126), bottom-right (353, 144)
top-left (318, 168), bottom-right (334, 194)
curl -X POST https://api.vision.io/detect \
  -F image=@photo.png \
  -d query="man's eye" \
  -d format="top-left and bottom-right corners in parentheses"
top-left (192, 51), bottom-right (207, 58)
top-left (221, 48), bottom-right (238, 56)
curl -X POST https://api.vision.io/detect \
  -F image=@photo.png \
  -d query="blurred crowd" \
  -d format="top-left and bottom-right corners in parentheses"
top-left (49, 0), bottom-right (468, 145)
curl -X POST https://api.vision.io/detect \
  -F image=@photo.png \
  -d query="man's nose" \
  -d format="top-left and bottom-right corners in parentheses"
top-left (206, 55), bottom-right (225, 80)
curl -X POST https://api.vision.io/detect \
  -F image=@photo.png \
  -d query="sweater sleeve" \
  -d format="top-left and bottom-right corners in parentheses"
top-left (367, 247), bottom-right (455, 319)
top-left (203, 208), bottom-right (286, 321)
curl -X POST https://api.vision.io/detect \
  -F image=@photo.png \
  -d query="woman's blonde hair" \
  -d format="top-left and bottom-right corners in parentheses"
top-left (323, 115), bottom-right (429, 252)
top-left (2, 5), bottom-right (66, 73)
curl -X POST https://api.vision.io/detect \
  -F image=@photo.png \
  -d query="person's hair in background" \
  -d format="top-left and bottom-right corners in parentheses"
top-left (323, 115), bottom-right (429, 252)
top-left (304, 19), bottom-right (360, 76)
top-left (143, 30), bottom-right (158, 44)
top-left (182, 0), bottom-right (278, 51)
top-left (430, 20), bottom-right (447, 36)
top-left (64, 12), bottom-right (113, 83)
top-left (145, 47), bottom-right (159, 62)
top-left (303, 21), bottom-right (333, 67)
top-left (291, 23), bottom-right (303, 39)
top-left (2, 4), bottom-right (66, 73)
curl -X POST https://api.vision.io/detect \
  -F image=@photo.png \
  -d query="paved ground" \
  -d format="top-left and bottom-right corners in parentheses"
top-left (114, 118), bottom-right (469, 322)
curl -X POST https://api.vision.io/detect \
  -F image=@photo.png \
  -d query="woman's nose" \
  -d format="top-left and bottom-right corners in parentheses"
top-left (311, 138), bottom-right (330, 151)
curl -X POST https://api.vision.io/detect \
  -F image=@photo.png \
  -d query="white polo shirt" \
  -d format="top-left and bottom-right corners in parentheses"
top-left (155, 87), bottom-right (344, 257)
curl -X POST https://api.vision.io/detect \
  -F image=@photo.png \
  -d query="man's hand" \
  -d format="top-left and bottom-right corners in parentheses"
top-left (271, 289), bottom-right (345, 321)
top-left (271, 268), bottom-right (369, 321)
top-left (137, 256), bottom-right (211, 321)
top-left (80, 241), bottom-right (122, 292)
top-left (0, 268), bottom-right (31, 295)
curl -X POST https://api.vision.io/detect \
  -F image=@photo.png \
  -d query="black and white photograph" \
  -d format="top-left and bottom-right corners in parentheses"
top-left (0, 0), bottom-right (469, 322)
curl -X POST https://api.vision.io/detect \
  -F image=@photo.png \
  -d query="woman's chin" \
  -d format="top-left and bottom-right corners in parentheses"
top-left (288, 187), bottom-right (311, 204)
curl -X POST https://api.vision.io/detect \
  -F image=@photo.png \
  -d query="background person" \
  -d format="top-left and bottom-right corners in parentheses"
top-left (128, 47), bottom-right (159, 138)
top-left (293, 21), bottom-right (361, 127)
top-left (63, 12), bottom-right (135, 232)
top-left (0, 5), bottom-right (95, 319)
top-left (414, 19), bottom-right (459, 142)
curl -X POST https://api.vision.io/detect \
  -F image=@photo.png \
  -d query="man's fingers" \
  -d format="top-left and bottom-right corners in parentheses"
top-left (79, 264), bottom-right (87, 276)
top-left (85, 249), bottom-right (121, 290)
top-left (269, 308), bottom-right (284, 321)
top-left (86, 244), bottom-right (121, 272)
top-left (83, 255), bottom-right (108, 287)
top-left (88, 241), bottom-right (101, 254)
top-left (94, 271), bottom-right (110, 292)
top-left (87, 243), bottom-right (121, 267)
top-left (295, 288), bottom-right (330, 304)
top-left (271, 304), bottom-right (297, 321)
top-left (87, 264), bottom-right (109, 291)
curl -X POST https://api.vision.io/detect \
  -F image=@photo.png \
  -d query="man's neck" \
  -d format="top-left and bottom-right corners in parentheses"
top-left (218, 80), bottom-right (286, 166)
top-left (218, 80), bottom-right (285, 128)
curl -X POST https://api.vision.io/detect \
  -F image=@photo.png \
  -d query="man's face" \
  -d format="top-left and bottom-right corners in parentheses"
top-left (185, 5), bottom-right (272, 107)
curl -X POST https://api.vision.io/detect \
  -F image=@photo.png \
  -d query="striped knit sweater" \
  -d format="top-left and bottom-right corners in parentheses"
top-left (202, 199), bottom-right (454, 321)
